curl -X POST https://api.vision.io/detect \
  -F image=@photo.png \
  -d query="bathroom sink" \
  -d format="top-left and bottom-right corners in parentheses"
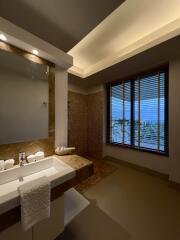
top-left (0, 156), bottom-right (75, 215)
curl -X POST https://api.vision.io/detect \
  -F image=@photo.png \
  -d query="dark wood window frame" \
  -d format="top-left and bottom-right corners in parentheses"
top-left (106, 65), bottom-right (169, 156)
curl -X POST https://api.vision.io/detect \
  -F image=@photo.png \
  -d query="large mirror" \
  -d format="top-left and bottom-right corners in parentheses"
top-left (0, 48), bottom-right (49, 144)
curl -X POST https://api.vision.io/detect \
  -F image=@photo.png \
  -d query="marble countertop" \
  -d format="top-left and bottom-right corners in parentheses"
top-left (54, 154), bottom-right (93, 170)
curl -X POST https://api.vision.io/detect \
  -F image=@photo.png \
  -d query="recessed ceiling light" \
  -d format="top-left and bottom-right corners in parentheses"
top-left (32, 49), bottom-right (39, 55)
top-left (0, 34), bottom-right (7, 41)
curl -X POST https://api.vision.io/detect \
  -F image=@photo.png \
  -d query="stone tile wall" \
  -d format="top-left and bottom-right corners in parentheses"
top-left (68, 90), bottom-right (103, 159)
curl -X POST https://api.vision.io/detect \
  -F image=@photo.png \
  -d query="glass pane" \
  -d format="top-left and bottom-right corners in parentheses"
top-left (160, 72), bottom-right (165, 151)
top-left (134, 80), bottom-right (139, 147)
top-left (111, 85), bottom-right (123, 143)
top-left (124, 82), bottom-right (131, 144)
top-left (140, 75), bottom-right (158, 150)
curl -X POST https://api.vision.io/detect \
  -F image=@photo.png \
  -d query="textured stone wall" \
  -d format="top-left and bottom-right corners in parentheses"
top-left (86, 91), bottom-right (103, 159)
top-left (68, 90), bottom-right (103, 159)
top-left (68, 91), bottom-right (88, 156)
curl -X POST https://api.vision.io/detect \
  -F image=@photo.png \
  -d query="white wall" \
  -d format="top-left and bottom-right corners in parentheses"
top-left (104, 57), bottom-right (180, 183)
top-left (104, 145), bottom-right (169, 174)
top-left (55, 66), bottom-right (68, 147)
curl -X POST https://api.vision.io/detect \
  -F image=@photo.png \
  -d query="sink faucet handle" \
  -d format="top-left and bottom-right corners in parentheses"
top-left (19, 152), bottom-right (26, 166)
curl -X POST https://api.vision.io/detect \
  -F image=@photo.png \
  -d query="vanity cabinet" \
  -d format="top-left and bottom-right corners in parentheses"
top-left (0, 155), bottom-right (94, 239)
top-left (0, 196), bottom-right (64, 240)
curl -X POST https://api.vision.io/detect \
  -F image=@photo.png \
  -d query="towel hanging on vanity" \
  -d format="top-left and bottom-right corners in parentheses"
top-left (18, 176), bottom-right (50, 231)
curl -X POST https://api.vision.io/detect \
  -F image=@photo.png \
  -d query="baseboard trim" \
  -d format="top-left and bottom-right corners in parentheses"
top-left (104, 156), bottom-right (180, 192)
top-left (103, 156), bottom-right (169, 180)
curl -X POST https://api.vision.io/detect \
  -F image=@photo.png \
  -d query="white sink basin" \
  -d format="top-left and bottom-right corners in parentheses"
top-left (0, 156), bottom-right (75, 215)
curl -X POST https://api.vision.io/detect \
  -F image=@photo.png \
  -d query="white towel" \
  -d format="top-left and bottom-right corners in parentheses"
top-left (35, 151), bottom-right (45, 161)
top-left (18, 176), bottom-right (50, 231)
top-left (4, 159), bottom-right (15, 170)
top-left (27, 154), bottom-right (36, 163)
top-left (0, 160), bottom-right (4, 171)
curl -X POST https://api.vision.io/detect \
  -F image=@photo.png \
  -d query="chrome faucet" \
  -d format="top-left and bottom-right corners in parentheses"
top-left (19, 152), bottom-right (26, 166)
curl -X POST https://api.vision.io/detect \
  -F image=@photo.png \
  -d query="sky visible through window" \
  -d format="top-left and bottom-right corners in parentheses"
top-left (110, 73), bottom-right (166, 152)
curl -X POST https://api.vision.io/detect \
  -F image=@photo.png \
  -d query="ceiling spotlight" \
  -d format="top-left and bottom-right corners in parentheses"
top-left (32, 49), bottom-right (39, 55)
top-left (0, 34), bottom-right (7, 41)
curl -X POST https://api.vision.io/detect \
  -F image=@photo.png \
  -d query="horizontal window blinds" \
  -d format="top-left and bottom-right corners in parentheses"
top-left (107, 66), bottom-right (168, 154)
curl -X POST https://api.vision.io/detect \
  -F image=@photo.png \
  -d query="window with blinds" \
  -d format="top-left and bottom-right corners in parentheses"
top-left (106, 66), bottom-right (168, 154)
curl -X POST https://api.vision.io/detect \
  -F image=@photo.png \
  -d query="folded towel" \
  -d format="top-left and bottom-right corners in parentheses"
top-left (27, 154), bottom-right (36, 163)
top-left (4, 159), bottom-right (15, 170)
top-left (18, 176), bottom-right (50, 231)
top-left (0, 160), bottom-right (4, 171)
top-left (35, 151), bottom-right (44, 161)
top-left (55, 146), bottom-right (76, 156)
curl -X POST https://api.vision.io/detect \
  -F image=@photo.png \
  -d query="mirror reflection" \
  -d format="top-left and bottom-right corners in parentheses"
top-left (0, 49), bottom-right (49, 144)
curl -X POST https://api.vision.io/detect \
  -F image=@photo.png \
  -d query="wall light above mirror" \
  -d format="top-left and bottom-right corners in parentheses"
top-left (0, 34), bottom-right (7, 41)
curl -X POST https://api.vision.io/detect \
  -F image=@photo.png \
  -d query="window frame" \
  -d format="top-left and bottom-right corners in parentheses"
top-left (106, 65), bottom-right (169, 156)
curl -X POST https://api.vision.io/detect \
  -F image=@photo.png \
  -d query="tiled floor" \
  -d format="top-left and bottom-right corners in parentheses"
top-left (58, 159), bottom-right (180, 240)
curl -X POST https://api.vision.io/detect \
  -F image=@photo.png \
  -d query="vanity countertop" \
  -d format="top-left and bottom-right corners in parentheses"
top-left (55, 154), bottom-right (93, 170)
top-left (0, 154), bottom-right (94, 232)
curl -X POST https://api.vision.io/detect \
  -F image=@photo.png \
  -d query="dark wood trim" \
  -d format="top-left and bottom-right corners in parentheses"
top-left (106, 65), bottom-right (169, 156)
top-left (106, 63), bottom-right (169, 86)
top-left (106, 85), bottom-right (111, 144)
top-left (0, 162), bottom-right (94, 232)
top-left (0, 40), bottom-right (55, 67)
top-left (164, 66), bottom-right (169, 155)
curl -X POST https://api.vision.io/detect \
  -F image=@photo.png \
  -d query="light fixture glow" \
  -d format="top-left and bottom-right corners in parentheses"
top-left (32, 49), bottom-right (39, 55)
top-left (0, 34), bottom-right (7, 41)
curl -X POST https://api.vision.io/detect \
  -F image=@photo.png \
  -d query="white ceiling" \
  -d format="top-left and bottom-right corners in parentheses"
top-left (68, 0), bottom-right (180, 78)
top-left (0, 0), bottom-right (124, 52)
